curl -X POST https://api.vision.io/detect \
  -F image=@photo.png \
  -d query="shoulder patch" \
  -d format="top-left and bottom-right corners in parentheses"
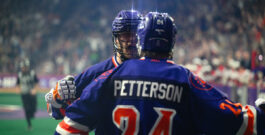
top-left (189, 74), bottom-right (213, 91)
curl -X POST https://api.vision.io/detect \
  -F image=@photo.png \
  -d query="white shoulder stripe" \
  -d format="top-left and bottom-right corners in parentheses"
top-left (248, 106), bottom-right (257, 135)
top-left (112, 56), bottom-right (119, 67)
top-left (236, 105), bottom-right (257, 135)
top-left (236, 107), bottom-right (248, 135)
top-left (56, 124), bottom-right (80, 135)
top-left (64, 116), bottom-right (90, 132)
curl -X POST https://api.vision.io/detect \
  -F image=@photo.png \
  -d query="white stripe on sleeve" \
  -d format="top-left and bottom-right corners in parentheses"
top-left (64, 116), bottom-right (90, 132)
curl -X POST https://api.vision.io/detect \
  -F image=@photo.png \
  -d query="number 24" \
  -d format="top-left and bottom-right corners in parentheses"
top-left (113, 105), bottom-right (176, 135)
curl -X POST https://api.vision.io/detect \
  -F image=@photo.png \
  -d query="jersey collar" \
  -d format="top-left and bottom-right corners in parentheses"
top-left (112, 55), bottom-right (120, 67)
top-left (139, 57), bottom-right (175, 64)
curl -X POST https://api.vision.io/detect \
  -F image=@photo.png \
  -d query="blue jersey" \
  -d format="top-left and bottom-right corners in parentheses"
top-left (55, 58), bottom-right (265, 135)
top-left (49, 56), bottom-right (119, 119)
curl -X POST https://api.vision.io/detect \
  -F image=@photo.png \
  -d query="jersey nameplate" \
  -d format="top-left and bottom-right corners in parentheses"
top-left (114, 80), bottom-right (183, 103)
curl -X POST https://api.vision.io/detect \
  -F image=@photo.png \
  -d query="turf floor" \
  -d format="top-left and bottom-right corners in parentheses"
top-left (0, 93), bottom-right (95, 135)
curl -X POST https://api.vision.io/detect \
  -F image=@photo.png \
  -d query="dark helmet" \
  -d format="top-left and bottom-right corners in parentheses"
top-left (19, 58), bottom-right (30, 73)
top-left (112, 10), bottom-right (142, 61)
top-left (137, 12), bottom-right (177, 53)
top-left (20, 58), bottom-right (30, 69)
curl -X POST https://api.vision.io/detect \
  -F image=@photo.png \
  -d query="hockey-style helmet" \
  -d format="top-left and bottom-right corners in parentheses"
top-left (137, 12), bottom-right (177, 53)
top-left (19, 58), bottom-right (30, 72)
top-left (20, 58), bottom-right (30, 68)
top-left (112, 10), bottom-right (142, 35)
top-left (112, 10), bottom-right (142, 61)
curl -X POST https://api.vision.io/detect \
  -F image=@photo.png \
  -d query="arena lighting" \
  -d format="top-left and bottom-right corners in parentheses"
top-left (131, 1), bottom-right (134, 12)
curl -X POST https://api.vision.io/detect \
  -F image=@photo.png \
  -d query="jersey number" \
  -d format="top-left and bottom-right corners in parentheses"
top-left (219, 99), bottom-right (242, 117)
top-left (113, 105), bottom-right (176, 135)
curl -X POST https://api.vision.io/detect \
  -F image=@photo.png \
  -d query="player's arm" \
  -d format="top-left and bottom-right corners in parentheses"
top-left (15, 73), bottom-right (21, 94)
top-left (45, 75), bottom-right (76, 119)
top-left (256, 98), bottom-right (265, 113)
top-left (187, 70), bottom-right (265, 134)
top-left (31, 70), bottom-right (39, 95)
top-left (45, 65), bottom-right (104, 120)
top-left (54, 69), bottom-right (113, 134)
top-left (54, 98), bottom-right (92, 135)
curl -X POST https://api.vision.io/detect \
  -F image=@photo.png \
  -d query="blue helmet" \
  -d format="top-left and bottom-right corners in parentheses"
top-left (112, 10), bottom-right (142, 61)
top-left (137, 12), bottom-right (177, 53)
top-left (112, 10), bottom-right (142, 35)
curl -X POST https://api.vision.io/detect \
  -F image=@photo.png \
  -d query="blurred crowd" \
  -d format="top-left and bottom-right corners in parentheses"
top-left (171, 0), bottom-right (265, 88)
top-left (0, 0), bottom-right (117, 75)
top-left (0, 0), bottom-right (264, 87)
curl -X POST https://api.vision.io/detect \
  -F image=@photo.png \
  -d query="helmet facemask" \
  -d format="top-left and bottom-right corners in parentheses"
top-left (113, 32), bottom-right (139, 61)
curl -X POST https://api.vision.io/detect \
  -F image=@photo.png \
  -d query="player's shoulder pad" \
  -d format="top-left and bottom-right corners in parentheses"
top-left (80, 68), bottom-right (118, 100)
top-left (181, 67), bottom-right (212, 91)
top-left (189, 72), bottom-right (213, 91)
top-left (186, 68), bottom-right (227, 99)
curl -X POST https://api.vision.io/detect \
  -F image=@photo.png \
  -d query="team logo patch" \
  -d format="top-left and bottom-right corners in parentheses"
top-left (189, 74), bottom-right (213, 91)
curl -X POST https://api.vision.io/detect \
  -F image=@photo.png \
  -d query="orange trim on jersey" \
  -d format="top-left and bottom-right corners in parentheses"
top-left (244, 106), bottom-right (254, 135)
top-left (151, 59), bottom-right (160, 62)
top-left (59, 120), bottom-right (88, 135)
top-left (220, 102), bottom-right (241, 117)
top-left (225, 100), bottom-right (242, 108)
top-left (166, 60), bottom-right (175, 64)
top-left (112, 56), bottom-right (118, 67)
top-left (189, 75), bottom-right (213, 91)
top-left (139, 57), bottom-right (145, 60)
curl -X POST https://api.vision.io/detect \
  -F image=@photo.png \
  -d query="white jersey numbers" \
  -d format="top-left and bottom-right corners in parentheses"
top-left (113, 105), bottom-right (176, 135)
